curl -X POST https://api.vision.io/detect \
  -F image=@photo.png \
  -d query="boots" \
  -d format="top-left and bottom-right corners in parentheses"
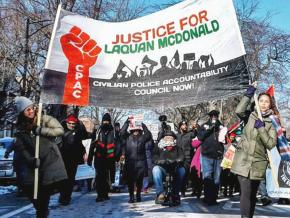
top-left (136, 192), bottom-right (141, 202)
top-left (203, 179), bottom-right (218, 205)
top-left (128, 193), bottom-right (135, 203)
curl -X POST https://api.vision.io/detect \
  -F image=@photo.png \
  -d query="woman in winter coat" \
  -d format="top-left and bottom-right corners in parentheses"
top-left (231, 85), bottom-right (277, 218)
top-left (120, 118), bottom-right (151, 203)
top-left (14, 97), bottom-right (67, 218)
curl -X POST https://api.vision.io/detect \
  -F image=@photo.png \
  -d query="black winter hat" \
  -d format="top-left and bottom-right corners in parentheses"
top-left (102, 113), bottom-right (111, 123)
top-left (208, 110), bottom-right (219, 117)
top-left (163, 130), bottom-right (177, 139)
top-left (178, 120), bottom-right (187, 129)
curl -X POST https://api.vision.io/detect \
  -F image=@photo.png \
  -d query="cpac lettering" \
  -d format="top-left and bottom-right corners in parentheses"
top-left (72, 65), bottom-right (84, 98)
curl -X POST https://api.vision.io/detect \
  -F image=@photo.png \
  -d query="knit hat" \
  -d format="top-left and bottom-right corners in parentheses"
top-left (15, 96), bottom-right (33, 115)
top-left (178, 120), bottom-right (187, 129)
top-left (102, 113), bottom-right (111, 123)
top-left (163, 130), bottom-right (177, 139)
top-left (208, 110), bottom-right (219, 117)
top-left (66, 114), bottom-right (78, 123)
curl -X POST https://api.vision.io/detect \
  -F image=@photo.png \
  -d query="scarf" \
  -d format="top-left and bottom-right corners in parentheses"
top-left (269, 115), bottom-right (290, 161)
top-left (261, 109), bottom-right (273, 117)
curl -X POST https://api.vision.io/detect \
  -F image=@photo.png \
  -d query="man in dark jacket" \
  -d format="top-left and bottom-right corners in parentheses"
top-left (152, 130), bottom-right (185, 206)
top-left (88, 113), bottom-right (119, 202)
top-left (176, 121), bottom-right (196, 197)
top-left (198, 110), bottom-right (224, 205)
top-left (58, 114), bottom-right (90, 205)
top-left (120, 118), bottom-right (151, 203)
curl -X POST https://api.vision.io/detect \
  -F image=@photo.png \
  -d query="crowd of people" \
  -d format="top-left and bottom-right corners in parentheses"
top-left (2, 84), bottom-right (290, 218)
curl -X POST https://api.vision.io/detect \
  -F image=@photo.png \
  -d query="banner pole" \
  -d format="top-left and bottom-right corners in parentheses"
top-left (44, 4), bottom-right (62, 69)
top-left (254, 94), bottom-right (279, 188)
top-left (33, 102), bottom-right (43, 199)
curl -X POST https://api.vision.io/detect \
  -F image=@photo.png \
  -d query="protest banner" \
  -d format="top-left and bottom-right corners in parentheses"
top-left (41, 0), bottom-right (249, 108)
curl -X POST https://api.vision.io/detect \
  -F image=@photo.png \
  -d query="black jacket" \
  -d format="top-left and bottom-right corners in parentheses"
top-left (198, 120), bottom-right (224, 159)
top-left (60, 121), bottom-right (89, 165)
top-left (88, 124), bottom-right (120, 167)
top-left (120, 122), bottom-right (151, 177)
top-left (15, 130), bottom-right (67, 186)
top-left (176, 131), bottom-right (196, 167)
top-left (152, 143), bottom-right (184, 168)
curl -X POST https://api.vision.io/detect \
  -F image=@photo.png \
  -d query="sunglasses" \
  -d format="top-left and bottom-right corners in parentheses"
top-left (67, 122), bottom-right (76, 125)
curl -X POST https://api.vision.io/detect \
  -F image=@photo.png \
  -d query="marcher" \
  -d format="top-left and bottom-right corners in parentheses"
top-left (190, 137), bottom-right (203, 198)
top-left (143, 138), bottom-right (154, 193)
top-left (198, 110), bottom-right (224, 205)
top-left (88, 113), bottom-right (120, 202)
top-left (120, 118), bottom-right (151, 203)
top-left (152, 130), bottom-right (185, 206)
top-left (14, 96), bottom-right (67, 218)
top-left (231, 84), bottom-right (277, 218)
top-left (176, 120), bottom-right (196, 197)
top-left (258, 178), bottom-right (272, 206)
top-left (58, 114), bottom-right (90, 205)
top-left (220, 132), bottom-right (238, 197)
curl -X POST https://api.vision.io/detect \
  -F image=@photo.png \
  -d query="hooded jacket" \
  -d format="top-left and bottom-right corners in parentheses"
top-left (231, 96), bottom-right (277, 180)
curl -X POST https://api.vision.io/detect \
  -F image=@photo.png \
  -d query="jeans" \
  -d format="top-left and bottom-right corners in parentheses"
top-left (201, 155), bottom-right (222, 184)
top-left (201, 155), bottom-right (222, 203)
top-left (258, 178), bottom-right (268, 198)
top-left (152, 165), bottom-right (185, 196)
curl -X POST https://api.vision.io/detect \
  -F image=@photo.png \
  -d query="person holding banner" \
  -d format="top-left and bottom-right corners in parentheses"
top-left (88, 113), bottom-right (119, 202)
top-left (120, 117), bottom-right (152, 203)
top-left (58, 114), bottom-right (90, 205)
top-left (14, 96), bottom-right (67, 218)
top-left (231, 85), bottom-right (277, 218)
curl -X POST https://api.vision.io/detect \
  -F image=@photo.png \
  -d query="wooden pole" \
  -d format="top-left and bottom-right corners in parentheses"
top-left (44, 4), bottom-right (62, 69)
top-left (33, 102), bottom-right (43, 199)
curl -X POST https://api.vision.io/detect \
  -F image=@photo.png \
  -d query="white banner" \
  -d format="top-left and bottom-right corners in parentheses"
top-left (41, 0), bottom-right (248, 107)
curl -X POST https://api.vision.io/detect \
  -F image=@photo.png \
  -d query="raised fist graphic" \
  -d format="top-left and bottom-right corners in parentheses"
top-left (60, 26), bottom-right (102, 67)
top-left (60, 26), bottom-right (102, 106)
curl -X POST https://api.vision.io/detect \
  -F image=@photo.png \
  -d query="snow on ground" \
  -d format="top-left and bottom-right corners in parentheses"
top-left (0, 186), bottom-right (17, 195)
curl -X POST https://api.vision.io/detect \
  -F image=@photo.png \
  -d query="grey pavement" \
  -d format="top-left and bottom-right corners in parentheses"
top-left (3, 189), bottom-right (290, 218)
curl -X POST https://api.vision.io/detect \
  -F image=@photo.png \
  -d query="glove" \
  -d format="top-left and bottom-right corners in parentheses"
top-left (33, 158), bottom-right (40, 168)
top-left (4, 152), bottom-right (9, 159)
top-left (245, 85), bottom-right (256, 98)
top-left (32, 126), bottom-right (42, 135)
top-left (87, 161), bottom-right (92, 167)
top-left (254, 119), bottom-right (265, 129)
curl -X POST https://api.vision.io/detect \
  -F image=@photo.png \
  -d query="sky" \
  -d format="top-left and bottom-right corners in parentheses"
top-left (251, 0), bottom-right (290, 33)
top-left (148, 0), bottom-right (290, 33)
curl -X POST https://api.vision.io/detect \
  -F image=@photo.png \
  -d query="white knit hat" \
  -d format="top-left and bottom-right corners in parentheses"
top-left (15, 96), bottom-right (33, 115)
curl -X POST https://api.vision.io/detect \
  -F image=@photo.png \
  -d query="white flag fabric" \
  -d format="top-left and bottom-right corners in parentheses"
top-left (41, 0), bottom-right (249, 107)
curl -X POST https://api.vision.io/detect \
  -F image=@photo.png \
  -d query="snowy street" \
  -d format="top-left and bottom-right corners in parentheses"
top-left (1, 187), bottom-right (290, 218)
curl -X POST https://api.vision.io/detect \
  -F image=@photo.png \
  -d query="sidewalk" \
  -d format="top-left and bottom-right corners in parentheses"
top-left (8, 190), bottom-right (290, 217)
